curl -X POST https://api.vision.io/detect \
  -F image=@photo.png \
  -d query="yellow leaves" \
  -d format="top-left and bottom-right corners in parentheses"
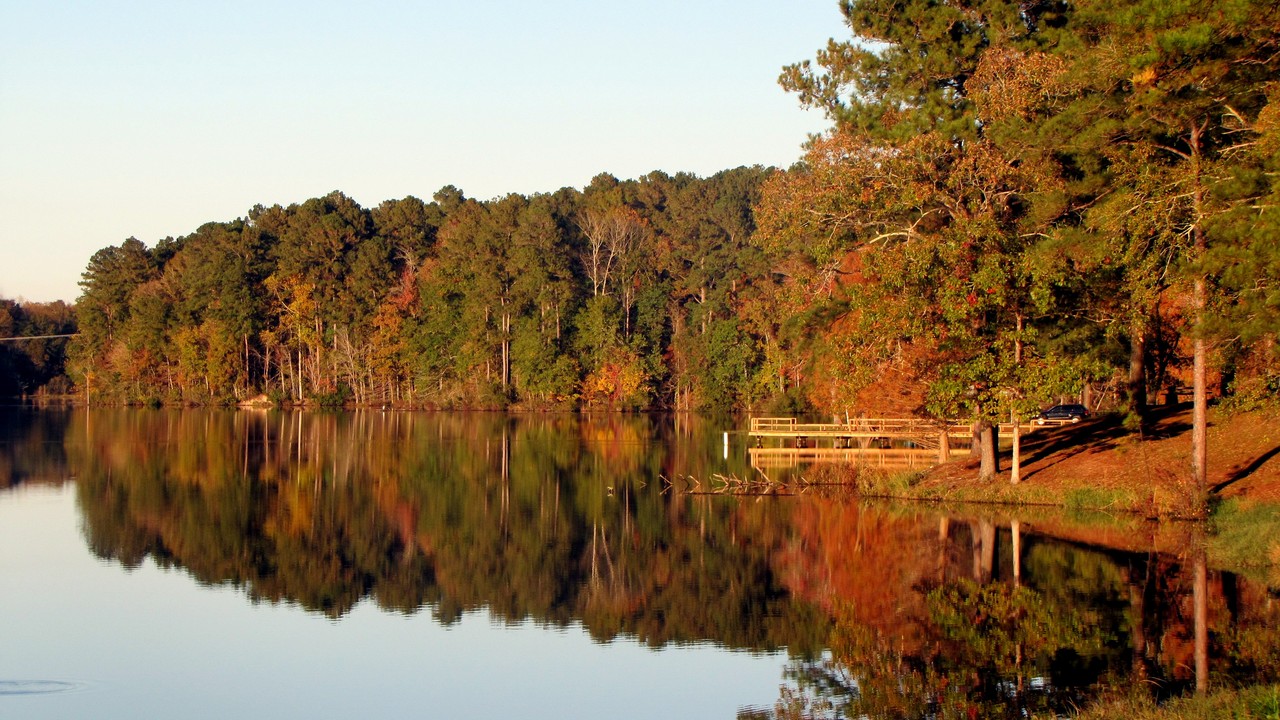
top-left (1131, 65), bottom-right (1158, 87)
top-left (756, 132), bottom-right (908, 260)
top-left (968, 47), bottom-right (1071, 122)
top-left (264, 477), bottom-right (317, 542)
top-left (1254, 95), bottom-right (1280, 159)
top-left (580, 348), bottom-right (649, 409)
top-left (263, 273), bottom-right (320, 348)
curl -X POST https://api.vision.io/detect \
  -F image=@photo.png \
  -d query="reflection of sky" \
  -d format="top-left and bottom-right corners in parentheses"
top-left (0, 486), bottom-right (787, 719)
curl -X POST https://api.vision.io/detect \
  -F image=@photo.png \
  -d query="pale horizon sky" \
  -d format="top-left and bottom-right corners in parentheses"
top-left (0, 1), bottom-right (846, 304)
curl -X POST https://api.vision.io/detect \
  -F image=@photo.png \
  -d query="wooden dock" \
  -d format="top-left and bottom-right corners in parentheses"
top-left (746, 416), bottom-right (1039, 465)
top-left (749, 417), bottom-right (1037, 441)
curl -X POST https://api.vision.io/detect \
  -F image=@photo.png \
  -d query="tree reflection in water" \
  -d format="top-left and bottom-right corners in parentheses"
top-left (768, 508), bottom-right (1280, 719)
top-left (2, 407), bottom-right (1276, 716)
top-left (63, 409), bottom-right (830, 651)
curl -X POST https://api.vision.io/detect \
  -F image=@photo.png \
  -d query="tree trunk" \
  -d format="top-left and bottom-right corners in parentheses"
top-left (976, 419), bottom-right (998, 480)
top-left (982, 423), bottom-right (998, 478)
top-left (501, 310), bottom-right (511, 392)
top-left (1011, 314), bottom-right (1024, 485)
top-left (1010, 410), bottom-right (1022, 485)
top-left (1190, 120), bottom-right (1209, 501)
top-left (1128, 319), bottom-right (1148, 427)
top-left (622, 288), bottom-right (633, 340)
top-left (699, 286), bottom-right (707, 335)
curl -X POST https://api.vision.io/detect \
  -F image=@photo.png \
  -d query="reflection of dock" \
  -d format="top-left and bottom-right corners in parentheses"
top-left (748, 446), bottom-right (962, 471)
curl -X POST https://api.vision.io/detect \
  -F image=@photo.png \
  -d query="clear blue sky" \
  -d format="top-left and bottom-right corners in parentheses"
top-left (0, 1), bottom-right (846, 303)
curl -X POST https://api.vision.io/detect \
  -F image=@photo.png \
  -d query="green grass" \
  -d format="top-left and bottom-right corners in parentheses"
top-left (1208, 498), bottom-right (1280, 583)
top-left (1075, 685), bottom-right (1280, 720)
top-left (1064, 487), bottom-right (1127, 512)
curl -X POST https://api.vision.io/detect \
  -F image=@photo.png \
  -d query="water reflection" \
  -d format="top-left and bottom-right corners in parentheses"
top-left (2, 407), bottom-right (1277, 716)
top-left (768, 508), bottom-right (1280, 718)
top-left (57, 409), bottom-right (826, 654)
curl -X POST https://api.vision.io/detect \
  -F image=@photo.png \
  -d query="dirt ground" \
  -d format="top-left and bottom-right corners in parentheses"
top-left (916, 403), bottom-right (1280, 508)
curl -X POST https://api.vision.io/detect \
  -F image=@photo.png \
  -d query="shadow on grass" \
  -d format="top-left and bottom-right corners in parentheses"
top-left (1212, 444), bottom-right (1280, 494)
top-left (1016, 405), bottom-right (1192, 483)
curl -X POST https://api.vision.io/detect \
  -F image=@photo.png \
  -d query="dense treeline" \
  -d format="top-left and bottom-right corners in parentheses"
top-left (0, 299), bottom-right (75, 397)
top-left (71, 171), bottom-right (783, 411)
top-left (67, 0), bottom-right (1280, 451)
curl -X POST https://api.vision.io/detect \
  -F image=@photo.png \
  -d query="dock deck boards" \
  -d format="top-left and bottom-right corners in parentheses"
top-left (747, 417), bottom-right (1039, 443)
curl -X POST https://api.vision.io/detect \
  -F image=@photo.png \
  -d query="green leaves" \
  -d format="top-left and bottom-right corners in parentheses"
top-left (67, 164), bottom-right (798, 410)
top-left (762, 0), bottom-right (1280, 428)
top-left (782, 0), bottom-right (1067, 138)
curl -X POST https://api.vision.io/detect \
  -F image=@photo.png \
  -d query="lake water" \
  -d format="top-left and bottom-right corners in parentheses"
top-left (1, 408), bottom-right (1276, 719)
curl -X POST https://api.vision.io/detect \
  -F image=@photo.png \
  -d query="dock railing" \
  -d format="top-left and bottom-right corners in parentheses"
top-left (748, 417), bottom-right (1036, 439)
top-left (749, 417), bottom-right (798, 432)
top-left (749, 417), bottom-right (951, 435)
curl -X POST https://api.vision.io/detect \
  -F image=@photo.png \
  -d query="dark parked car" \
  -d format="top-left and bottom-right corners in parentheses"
top-left (1035, 404), bottom-right (1089, 424)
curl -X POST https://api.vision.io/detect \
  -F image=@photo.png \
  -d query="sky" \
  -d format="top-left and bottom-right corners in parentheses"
top-left (0, 1), bottom-right (847, 304)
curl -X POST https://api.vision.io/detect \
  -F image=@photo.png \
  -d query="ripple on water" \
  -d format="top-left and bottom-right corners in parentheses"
top-left (0, 680), bottom-right (85, 696)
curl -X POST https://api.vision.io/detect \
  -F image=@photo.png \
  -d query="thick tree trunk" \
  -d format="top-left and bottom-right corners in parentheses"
top-left (983, 424), bottom-right (998, 478)
top-left (1128, 320), bottom-right (1148, 425)
top-left (976, 420), bottom-right (998, 480)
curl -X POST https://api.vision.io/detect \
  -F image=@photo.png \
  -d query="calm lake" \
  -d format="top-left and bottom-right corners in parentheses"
top-left (1, 408), bottom-right (1276, 719)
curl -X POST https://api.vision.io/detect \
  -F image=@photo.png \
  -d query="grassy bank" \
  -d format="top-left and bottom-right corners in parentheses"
top-left (829, 405), bottom-right (1280, 518)
top-left (1076, 684), bottom-right (1280, 720)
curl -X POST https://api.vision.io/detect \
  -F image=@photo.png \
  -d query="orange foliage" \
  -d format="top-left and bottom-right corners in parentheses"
top-left (580, 349), bottom-right (648, 408)
top-left (774, 500), bottom-right (943, 655)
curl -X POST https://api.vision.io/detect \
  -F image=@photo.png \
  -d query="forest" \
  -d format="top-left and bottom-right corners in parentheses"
top-left (67, 170), bottom-right (781, 412)
top-left (0, 299), bottom-right (76, 397)
top-left (8, 0), bottom-right (1279, 448)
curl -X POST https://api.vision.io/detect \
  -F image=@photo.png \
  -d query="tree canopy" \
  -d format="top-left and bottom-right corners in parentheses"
top-left (25, 0), bottom-right (1272, 481)
top-left (755, 0), bottom-right (1280, 484)
top-left (67, 172), bottom-right (787, 412)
